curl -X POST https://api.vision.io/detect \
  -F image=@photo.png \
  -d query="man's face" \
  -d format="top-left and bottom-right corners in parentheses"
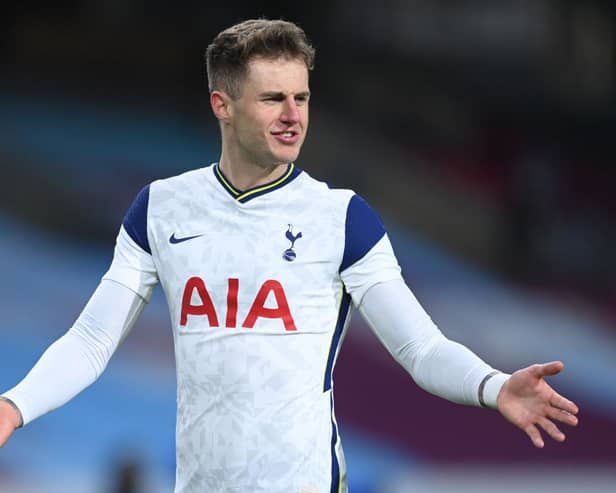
top-left (225, 57), bottom-right (310, 168)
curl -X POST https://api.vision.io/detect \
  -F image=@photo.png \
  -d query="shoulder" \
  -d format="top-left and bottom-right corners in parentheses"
top-left (150, 165), bottom-right (213, 196)
top-left (126, 166), bottom-right (213, 205)
top-left (295, 170), bottom-right (388, 273)
top-left (122, 165), bottom-right (213, 249)
top-left (292, 168), bottom-right (385, 229)
top-left (293, 168), bottom-right (356, 209)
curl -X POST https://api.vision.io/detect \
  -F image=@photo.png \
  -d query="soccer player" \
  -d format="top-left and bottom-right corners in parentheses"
top-left (0, 19), bottom-right (578, 493)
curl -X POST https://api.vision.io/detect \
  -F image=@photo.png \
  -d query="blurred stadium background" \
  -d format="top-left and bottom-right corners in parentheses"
top-left (1, 2), bottom-right (615, 492)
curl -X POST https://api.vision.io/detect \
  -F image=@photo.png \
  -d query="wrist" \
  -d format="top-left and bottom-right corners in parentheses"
top-left (0, 397), bottom-right (24, 428)
top-left (478, 371), bottom-right (511, 409)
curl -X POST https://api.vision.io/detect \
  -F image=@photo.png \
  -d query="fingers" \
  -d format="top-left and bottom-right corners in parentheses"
top-left (547, 406), bottom-right (579, 427)
top-left (533, 361), bottom-right (564, 378)
top-left (524, 424), bottom-right (544, 448)
top-left (538, 417), bottom-right (565, 443)
top-left (549, 392), bottom-right (579, 415)
top-left (524, 409), bottom-right (577, 448)
top-left (525, 418), bottom-right (568, 448)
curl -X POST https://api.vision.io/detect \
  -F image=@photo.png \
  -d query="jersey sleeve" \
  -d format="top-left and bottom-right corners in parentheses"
top-left (102, 185), bottom-right (159, 301)
top-left (358, 278), bottom-right (509, 407)
top-left (339, 194), bottom-right (403, 306)
top-left (2, 279), bottom-right (147, 425)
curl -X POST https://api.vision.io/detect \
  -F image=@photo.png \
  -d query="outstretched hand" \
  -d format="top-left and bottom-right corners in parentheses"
top-left (0, 400), bottom-right (22, 448)
top-left (496, 361), bottom-right (579, 448)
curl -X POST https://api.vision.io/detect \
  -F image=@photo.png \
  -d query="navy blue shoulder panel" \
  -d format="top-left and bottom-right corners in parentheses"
top-left (340, 194), bottom-right (386, 272)
top-left (122, 184), bottom-right (151, 254)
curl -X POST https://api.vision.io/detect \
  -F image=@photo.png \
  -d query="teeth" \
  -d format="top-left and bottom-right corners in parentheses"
top-left (283, 132), bottom-right (292, 137)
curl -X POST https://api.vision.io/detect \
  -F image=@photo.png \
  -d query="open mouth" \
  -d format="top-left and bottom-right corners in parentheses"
top-left (271, 130), bottom-right (300, 144)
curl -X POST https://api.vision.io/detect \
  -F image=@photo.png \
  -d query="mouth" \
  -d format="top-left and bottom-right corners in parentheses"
top-left (271, 129), bottom-right (300, 145)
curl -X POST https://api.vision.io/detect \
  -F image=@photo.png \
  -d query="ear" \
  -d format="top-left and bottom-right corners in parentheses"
top-left (210, 90), bottom-right (232, 122)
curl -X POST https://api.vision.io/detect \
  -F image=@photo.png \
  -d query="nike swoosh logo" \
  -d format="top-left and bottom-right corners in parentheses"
top-left (169, 233), bottom-right (204, 244)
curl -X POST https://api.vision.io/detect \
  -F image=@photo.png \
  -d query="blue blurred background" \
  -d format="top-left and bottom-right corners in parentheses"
top-left (1, 2), bottom-right (615, 492)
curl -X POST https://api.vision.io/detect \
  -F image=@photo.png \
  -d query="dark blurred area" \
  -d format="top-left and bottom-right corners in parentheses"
top-left (110, 456), bottom-right (143, 493)
top-left (1, 1), bottom-right (614, 316)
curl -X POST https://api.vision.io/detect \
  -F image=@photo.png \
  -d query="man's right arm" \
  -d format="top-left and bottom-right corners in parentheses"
top-left (0, 185), bottom-right (158, 448)
top-left (0, 279), bottom-right (147, 447)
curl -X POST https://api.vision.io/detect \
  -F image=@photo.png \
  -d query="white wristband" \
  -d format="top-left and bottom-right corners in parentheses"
top-left (479, 372), bottom-right (510, 409)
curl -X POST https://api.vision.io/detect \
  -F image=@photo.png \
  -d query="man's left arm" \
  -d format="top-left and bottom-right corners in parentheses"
top-left (357, 278), bottom-right (579, 447)
top-left (338, 193), bottom-right (578, 447)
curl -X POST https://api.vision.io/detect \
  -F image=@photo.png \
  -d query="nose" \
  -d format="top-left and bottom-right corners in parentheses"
top-left (280, 96), bottom-right (300, 123)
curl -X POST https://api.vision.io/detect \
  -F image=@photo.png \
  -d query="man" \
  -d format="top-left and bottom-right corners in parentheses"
top-left (0, 19), bottom-right (578, 493)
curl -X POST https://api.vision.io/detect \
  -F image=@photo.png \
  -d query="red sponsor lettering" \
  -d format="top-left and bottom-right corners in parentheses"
top-left (242, 280), bottom-right (297, 331)
top-left (225, 278), bottom-right (239, 328)
top-left (179, 277), bottom-right (297, 331)
top-left (180, 277), bottom-right (220, 327)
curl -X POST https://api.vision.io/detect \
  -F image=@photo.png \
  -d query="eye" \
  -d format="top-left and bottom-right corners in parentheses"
top-left (295, 94), bottom-right (311, 106)
top-left (262, 97), bottom-right (283, 106)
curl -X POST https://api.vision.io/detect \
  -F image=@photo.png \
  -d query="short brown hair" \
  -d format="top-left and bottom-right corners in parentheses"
top-left (205, 19), bottom-right (315, 99)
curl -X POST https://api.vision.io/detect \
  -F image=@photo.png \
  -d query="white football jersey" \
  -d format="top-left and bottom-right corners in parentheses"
top-left (103, 163), bottom-right (402, 493)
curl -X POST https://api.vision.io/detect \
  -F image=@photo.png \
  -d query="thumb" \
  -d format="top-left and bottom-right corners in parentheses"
top-left (533, 361), bottom-right (564, 378)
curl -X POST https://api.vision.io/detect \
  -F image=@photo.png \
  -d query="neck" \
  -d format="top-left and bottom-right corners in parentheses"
top-left (218, 153), bottom-right (289, 191)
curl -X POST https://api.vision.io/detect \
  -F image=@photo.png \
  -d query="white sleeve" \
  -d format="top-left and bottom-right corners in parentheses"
top-left (1, 279), bottom-right (146, 426)
top-left (340, 234), bottom-right (403, 306)
top-left (338, 193), bottom-right (403, 306)
top-left (102, 184), bottom-right (158, 302)
top-left (102, 225), bottom-right (158, 302)
top-left (358, 278), bottom-right (510, 408)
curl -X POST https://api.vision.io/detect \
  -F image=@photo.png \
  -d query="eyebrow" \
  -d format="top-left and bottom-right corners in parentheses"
top-left (259, 91), bottom-right (311, 99)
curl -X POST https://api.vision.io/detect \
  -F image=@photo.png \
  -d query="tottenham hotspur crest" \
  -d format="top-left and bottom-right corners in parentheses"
top-left (283, 224), bottom-right (302, 262)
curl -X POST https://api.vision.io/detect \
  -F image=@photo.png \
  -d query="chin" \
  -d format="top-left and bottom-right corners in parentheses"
top-left (273, 149), bottom-right (301, 165)
top-left (267, 140), bottom-right (303, 164)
